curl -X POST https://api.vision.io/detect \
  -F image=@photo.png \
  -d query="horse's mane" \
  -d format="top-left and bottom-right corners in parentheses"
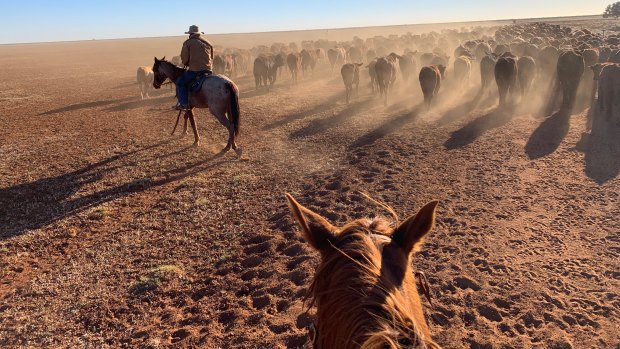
top-left (307, 217), bottom-right (438, 349)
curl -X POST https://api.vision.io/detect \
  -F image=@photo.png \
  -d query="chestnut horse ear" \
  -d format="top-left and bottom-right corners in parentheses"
top-left (285, 193), bottom-right (337, 252)
top-left (392, 201), bottom-right (439, 254)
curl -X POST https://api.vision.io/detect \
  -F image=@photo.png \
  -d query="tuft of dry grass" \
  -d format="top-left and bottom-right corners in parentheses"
top-left (87, 206), bottom-right (112, 220)
top-left (194, 197), bottom-right (209, 206)
top-left (130, 265), bottom-right (185, 295)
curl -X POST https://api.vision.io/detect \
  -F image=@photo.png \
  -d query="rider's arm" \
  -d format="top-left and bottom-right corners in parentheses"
top-left (181, 41), bottom-right (190, 67)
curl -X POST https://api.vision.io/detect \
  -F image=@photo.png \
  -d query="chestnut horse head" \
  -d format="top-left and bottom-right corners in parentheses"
top-left (286, 194), bottom-right (441, 349)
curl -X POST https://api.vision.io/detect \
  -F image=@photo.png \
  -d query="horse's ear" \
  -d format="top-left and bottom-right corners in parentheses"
top-left (154, 56), bottom-right (158, 62)
top-left (285, 193), bottom-right (337, 252)
top-left (162, 56), bottom-right (166, 61)
top-left (392, 201), bottom-right (438, 255)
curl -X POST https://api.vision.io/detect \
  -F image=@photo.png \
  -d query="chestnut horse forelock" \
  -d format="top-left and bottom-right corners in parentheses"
top-left (306, 218), bottom-right (436, 349)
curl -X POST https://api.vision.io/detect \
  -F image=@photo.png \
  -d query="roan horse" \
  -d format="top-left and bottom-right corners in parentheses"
top-left (285, 194), bottom-right (441, 349)
top-left (152, 57), bottom-right (242, 156)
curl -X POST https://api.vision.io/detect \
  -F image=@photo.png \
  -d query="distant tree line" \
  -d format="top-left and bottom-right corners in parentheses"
top-left (604, 2), bottom-right (620, 18)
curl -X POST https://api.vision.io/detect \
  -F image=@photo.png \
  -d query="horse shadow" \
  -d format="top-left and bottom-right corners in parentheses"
top-left (0, 139), bottom-right (226, 239)
top-left (444, 105), bottom-right (515, 150)
top-left (263, 92), bottom-right (344, 130)
top-left (105, 95), bottom-right (172, 112)
top-left (289, 98), bottom-right (375, 139)
top-left (582, 118), bottom-right (620, 184)
top-left (524, 108), bottom-right (571, 160)
top-left (348, 103), bottom-right (423, 150)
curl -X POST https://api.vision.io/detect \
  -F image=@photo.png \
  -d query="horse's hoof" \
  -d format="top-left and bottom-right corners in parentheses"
top-left (234, 147), bottom-right (243, 158)
top-left (193, 141), bottom-right (200, 147)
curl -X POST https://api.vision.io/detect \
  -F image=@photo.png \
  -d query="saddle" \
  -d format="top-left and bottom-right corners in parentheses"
top-left (189, 71), bottom-right (213, 93)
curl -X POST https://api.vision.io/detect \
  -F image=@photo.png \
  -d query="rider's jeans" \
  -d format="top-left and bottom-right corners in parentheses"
top-left (176, 70), bottom-right (201, 106)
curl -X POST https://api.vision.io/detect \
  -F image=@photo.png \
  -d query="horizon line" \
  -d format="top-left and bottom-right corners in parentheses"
top-left (0, 13), bottom-right (602, 46)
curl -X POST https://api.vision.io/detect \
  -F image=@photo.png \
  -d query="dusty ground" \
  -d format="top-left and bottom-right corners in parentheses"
top-left (1, 18), bottom-right (619, 349)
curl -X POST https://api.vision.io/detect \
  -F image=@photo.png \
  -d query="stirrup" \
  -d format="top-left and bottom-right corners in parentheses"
top-left (175, 104), bottom-right (191, 111)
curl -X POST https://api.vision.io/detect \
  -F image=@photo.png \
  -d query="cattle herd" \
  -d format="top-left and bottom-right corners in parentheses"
top-left (140, 22), bottom-right (620, 128)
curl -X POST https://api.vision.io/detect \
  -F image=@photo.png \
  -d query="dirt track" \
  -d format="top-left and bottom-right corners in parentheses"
top-left (0, 28), bottom-right (619, 349)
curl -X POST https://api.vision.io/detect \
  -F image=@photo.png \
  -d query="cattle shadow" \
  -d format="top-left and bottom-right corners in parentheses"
top-left (0, 139), bottom-right (227, 239)
top-left (583, 117), bottom-right (620, 184)
top-left (263, 92), bottom-right (344, 130)
top-left (348, 103), bottom-right (423, 150)
top-left (444, 105), bottom-right (515, 150)
top-left (289, 98), bottom-right (375, 139)
top-left (39, 96), bottom-right (135, 116)
top-left (524, 109), bottom-right (571, 160)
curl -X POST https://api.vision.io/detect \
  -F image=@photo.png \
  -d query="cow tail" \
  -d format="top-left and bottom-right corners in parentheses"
top-left (227, 81), bottom-right (240, 137)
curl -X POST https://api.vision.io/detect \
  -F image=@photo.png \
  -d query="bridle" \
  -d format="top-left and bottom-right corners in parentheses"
top-left (307, 231), bottom-right (435, 348)
top-left (152, 61), bottom-right (177, 89)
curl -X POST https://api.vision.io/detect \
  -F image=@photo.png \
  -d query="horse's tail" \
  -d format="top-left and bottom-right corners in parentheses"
top-left (227, 81), bottom-right (240, 137)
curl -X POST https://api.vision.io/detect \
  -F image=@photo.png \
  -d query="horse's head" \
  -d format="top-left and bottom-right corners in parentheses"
top-left (285, 194), bottom-right (441, 349)
top-left (152, 56), bottom-right (168, 89)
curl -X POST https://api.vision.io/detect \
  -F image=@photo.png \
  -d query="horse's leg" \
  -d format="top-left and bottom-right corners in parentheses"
top-left (211, 109), bottom-right (233, 152)
top-left (171, 110), bottom-right (182, 135)
top-left (182, 113), bottom-right (189, 135)
top-left (188, 110), bottom-right (200, 146)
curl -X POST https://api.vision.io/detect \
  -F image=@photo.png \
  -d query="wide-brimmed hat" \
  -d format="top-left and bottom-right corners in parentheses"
top-left (185, 25), bottom-right (204, 34)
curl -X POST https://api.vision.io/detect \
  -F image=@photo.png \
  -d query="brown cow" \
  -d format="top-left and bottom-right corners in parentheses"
top-left (396, 52), bottom-right (417, 84)
top-left (253, 54), bottom-right (284, 91)
top-left (419, 65), bottom-right (446, 110)
top-left (287, 53), bottom-right (301, 85)
top-left (367, 58), bottom-right (379, 93)
top-left (327, 48), bottom-right (347, 73)
top-left (375, 53), bottom-right (399, 106)
top-left (347, 46), bottom-right (363, 65)
top-left (341, 63), bottom-right (363, 104)
top-left (454, 56), bottom-right (472, 91)
top-left (224, 54), bottom-right (235, 77)
top-left (213, 55), bottom-right (226, 75)
top-left (300, 49), bottom-right (317, 77)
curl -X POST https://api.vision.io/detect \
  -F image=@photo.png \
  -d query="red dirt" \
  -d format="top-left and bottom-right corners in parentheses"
top-left (1, 20), bottom-right (619, 349)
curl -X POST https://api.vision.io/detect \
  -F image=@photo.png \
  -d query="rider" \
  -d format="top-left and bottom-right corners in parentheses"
top-left (175, 25), bottom-right (214, 110)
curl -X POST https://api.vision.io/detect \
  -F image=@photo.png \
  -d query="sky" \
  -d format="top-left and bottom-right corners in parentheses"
top-left (0, 0), bottom-right (609, 44)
